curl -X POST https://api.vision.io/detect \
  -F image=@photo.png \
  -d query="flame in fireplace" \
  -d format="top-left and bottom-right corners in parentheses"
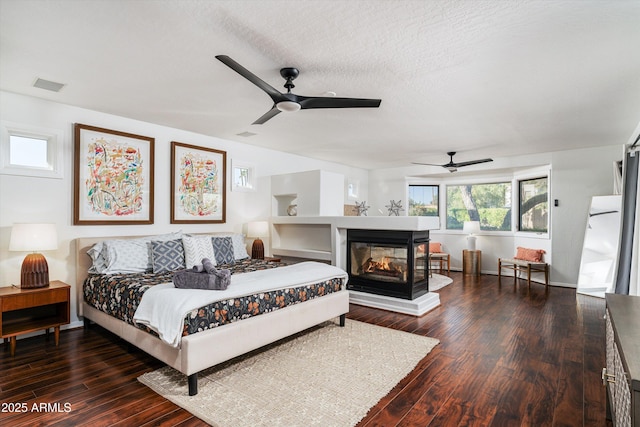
top-left (361, 256), bottom-right (406, 278)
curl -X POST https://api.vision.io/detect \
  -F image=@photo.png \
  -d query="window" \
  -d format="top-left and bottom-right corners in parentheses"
top-left (446, 182), bottom-right (511, 230)
top-left (0, 122), bottom-right (63, 179)
top-left (408, 185), bottom-right (439, 216)
top-left (519, 177), bottom-right (548, 232)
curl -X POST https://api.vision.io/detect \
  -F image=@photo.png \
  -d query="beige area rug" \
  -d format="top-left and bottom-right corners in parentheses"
top-left (430, 273), bottom-right (453, 291)
top-left (139, 319), bottom-right (439, 427)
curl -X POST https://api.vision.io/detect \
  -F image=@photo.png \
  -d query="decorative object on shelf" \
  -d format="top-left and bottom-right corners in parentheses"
top-left (74, 123), bottom-right (154, 225)
top-left (287, 204), bottom-right (297, 216)
top-left (247, 221), bottom-right (269, 259)
top-left (463, 221), bottom-right (481, 250)
top-left (9, 223), bottom-right (58, 288)
top-left (171, 141), bottom-right (226, 224)
top-left (386, 200), bottom-right (404, 216)
top-left (355, 201), bottom-right (370, 216)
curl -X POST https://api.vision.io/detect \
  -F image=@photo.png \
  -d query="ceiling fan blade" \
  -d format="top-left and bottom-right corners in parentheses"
top-left (298, 96), bottom-right (381, 109)
top-left (252, 106), bottom-right (281, 125)
top-left (411, 162), bottom-right (443, 167)
top-left (216, 55), bottom-right (285, 103)
top-left (453, 158), bottom-right (494, 168)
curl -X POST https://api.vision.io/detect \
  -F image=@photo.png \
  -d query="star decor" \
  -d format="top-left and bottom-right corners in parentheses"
top-left (386, 200), bottom-right (404, 216)
top-left (355, 200), bottom-right (370, 216)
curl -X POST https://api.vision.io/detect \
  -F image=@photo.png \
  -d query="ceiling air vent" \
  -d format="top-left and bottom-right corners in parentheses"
top-left (33, 78), bottom-right (65, 92)
top-left (236, 131), bottom-right (257, 137)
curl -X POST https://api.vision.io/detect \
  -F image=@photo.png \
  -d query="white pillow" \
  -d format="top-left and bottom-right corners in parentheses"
top-left (88, 231), bottom-right (183, 274)
top-left (183, 235), bottom-right (217, 269)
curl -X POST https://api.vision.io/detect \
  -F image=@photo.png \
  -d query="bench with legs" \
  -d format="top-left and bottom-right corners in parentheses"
top-left (498, 258), bottom-right (549, 286)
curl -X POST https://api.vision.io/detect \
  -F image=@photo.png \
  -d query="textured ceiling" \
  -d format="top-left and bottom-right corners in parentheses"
top-left (1, 0), bottom-right (639, 170)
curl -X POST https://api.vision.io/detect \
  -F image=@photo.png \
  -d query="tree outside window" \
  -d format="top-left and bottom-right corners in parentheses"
top-left (446, 182), bottom-right (511, 230)
top-left (519, 177), bottom-right (548, 232)
top-left (408, 185), bottom-right (439, 216)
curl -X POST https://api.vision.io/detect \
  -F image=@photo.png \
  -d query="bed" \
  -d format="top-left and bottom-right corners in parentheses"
top-left (75, 233), bottom-right (350, 396)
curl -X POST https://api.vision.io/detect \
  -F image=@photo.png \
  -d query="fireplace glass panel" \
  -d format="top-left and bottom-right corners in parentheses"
top-left (350, 242), bottom-right (408, 283)
top-left (414, 242), bottom-right (428, 282)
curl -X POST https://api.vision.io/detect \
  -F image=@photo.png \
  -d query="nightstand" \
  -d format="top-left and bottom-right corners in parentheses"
top-left (0, 281), bottom-right (70, 356)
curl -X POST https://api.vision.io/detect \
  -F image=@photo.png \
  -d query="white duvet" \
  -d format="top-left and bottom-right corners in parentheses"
top-left (133, 261), bottom-right (348, 348)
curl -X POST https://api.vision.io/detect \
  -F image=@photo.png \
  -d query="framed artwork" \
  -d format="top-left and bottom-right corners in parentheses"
top-left (231, 160), bottom-right (256, 192)
top-left (73, 123), bottom-right (154, 225)
top-left (171, 141), bottom-right (226, 224)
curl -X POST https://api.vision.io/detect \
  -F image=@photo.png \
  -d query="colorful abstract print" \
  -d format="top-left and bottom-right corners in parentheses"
top-left (179, 152), bottom-right (220, 217)
top-left (85, 138), bottom-right (145, 216)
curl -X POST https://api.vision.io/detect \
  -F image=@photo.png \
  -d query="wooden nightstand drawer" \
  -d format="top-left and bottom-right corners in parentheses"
top-left (2, 288), bottom-right (68, 311)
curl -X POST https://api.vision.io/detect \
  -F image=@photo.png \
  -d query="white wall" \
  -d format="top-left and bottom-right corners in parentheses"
top-left (368, 145), bottom-right (624, 286)
top-left (0, 91), bottom-right (368, 326)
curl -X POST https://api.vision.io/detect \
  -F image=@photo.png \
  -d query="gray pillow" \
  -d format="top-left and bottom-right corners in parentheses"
top-left (212, 236), bottom-right (235, 265)
top-left (151, 239), bottom-right (186, 273)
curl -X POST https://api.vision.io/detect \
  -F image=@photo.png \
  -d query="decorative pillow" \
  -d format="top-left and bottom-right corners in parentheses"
top-left (151, 239), bottom-right (186, 273)
top-left (429, 242), bottom-right (442, 253)
top-left (514, 247), bottom-right (545, 262)
top-left (199, 233), bottom-right (249, 260)
top-left (183, 235), bottom-right (216, 269)
top-left (90, 231), bottom-right (183, 274)
top-left (212, 236), bottom-right (235, 265)
top-left (87, 241), bottom-right (108, 274)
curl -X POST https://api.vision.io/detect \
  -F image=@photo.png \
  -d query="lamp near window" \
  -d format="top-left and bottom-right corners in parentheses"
top-left (9, 223), bottom-right (58, 288)
top-left (247, 221), bottom-right (269, 259)
top-left (463, 221), bottom-right (481, 250)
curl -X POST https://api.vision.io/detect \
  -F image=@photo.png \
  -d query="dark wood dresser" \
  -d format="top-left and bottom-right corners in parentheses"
top-left (604, 293), bottom-right (640, 426)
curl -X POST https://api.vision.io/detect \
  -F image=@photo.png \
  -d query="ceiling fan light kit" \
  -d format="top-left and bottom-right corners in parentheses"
top-left (276, 101), bottom-right (301, 112)
top-left (215, 55), bottom-right (381, 124)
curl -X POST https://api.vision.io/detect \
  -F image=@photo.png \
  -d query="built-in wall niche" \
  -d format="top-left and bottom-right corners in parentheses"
top-left (271, 223), bottom-right (332, 261)
top-left (274, 194), bottom-right (298, 216)
top-left (271, 169), bottom-right (344, 217)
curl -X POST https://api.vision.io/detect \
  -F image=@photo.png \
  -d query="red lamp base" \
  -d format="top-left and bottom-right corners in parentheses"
top-left (21, 253), bottom-right (50, 289)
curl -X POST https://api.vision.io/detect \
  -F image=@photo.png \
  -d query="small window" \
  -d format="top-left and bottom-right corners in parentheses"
top-left (446, 182), bottom-right (512, 231)
top-left (408, 185), bottom-right (439, 217)
top-left (519, 177), bottom-right (548, 232)
top-left (9, 135), bottom-right (49, 168)
top-left (0, 122), bottom-right (63, 179)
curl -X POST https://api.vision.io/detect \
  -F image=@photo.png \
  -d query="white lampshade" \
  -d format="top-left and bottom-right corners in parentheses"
top-left (9, 223), bottom-right (58, 252)
top-left (463, 221), bottom-right (481, 235)
top-left (247, 221), bottom-right (269, 238)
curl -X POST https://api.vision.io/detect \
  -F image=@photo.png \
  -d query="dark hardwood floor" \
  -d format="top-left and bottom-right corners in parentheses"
top-left (1, 273), bottom-right (610, 426)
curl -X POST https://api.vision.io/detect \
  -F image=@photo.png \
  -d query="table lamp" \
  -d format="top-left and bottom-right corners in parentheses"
top-left (247, 221), bottom-right (269, 259)
top-left (9, 223), bottom-right (58, 288)
top-left (463, 221), bottom-right (481, 251)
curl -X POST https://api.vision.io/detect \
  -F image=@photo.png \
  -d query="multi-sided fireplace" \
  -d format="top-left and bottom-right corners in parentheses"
top-left (346, 229), bottom-right (429, 300)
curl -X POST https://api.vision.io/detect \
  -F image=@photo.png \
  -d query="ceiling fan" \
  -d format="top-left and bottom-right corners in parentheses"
top-left (215, 55), bottom-right (381, 125)
top-left (412, 152), bottom-right (493, 173)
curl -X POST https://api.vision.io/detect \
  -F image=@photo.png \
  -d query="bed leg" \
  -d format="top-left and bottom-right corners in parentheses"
top-left (83, 318), bottom-right (91, 329)
top-left (339, 314), bottom-right (346, 327)
top-left (188, 373), bottom-right (198, 396)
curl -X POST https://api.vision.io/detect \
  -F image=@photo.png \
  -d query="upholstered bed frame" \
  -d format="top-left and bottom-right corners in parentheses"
top-left (75, 236), bottom-right (350, 395)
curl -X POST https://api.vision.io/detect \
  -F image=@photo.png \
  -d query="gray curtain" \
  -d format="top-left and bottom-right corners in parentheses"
top-left (615, 150), bottom-right (639, 294)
